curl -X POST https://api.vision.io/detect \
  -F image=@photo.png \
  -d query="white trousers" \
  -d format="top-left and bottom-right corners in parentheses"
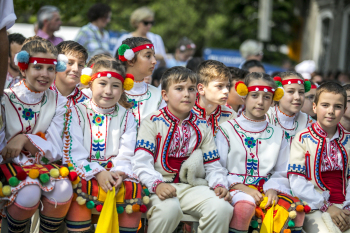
top-left (304, 210), bottom-right (350, 233)
top-left (146, 183), bottom-right (233, 233)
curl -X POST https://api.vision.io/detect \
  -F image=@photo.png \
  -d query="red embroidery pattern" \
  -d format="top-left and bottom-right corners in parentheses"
top-left (168, 122), bottom-right (191, 158)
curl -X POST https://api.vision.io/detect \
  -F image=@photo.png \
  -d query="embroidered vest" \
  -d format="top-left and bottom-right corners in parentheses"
top-left (135, 108), bottom-right (219, 182)
top-left (288, 124), bottom-right (350, 196)
top-left (73, 100), bottom-right (129, 163)
top-left (219, 120), bottom-right (284, 186)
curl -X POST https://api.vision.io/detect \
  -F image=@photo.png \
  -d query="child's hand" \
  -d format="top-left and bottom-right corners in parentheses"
top-left (155, 183), bottom-right (177, 200)
top-left (1, 134), bottom-right (27, 159)
top-left (214, 186), bottom-right (232, 202)
top-left (233, 184), bottom-right (263, 205)
top-left (264, 189), bottom-right (279, 209)
top-left (96, 170), bottom-right (117, 193)
top-left (110, 171), bottom-right (126, 191)
top-left (327, 205), bottom-right (350, 231)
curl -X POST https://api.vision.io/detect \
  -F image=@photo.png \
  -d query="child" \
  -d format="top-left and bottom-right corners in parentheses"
top-left (266, 71), bottom-right (315, 144)
top-left (216, 72), bottom-right (307, 233)
top-left (241, 59), bottom-right (265, 73)
top-left (288, 82), bottom-right (350, 233)
top-left (340, 84), bottom-right (350, 132)
top-left (301, 81), bottom-right (317, 120)
top-left (64, 59), bottom-right (143, 232)
top-left (226, 67), bottom-right (248, 116)
top-left (50, 41), bottom-right (90, 107)
top-left (192, 60), bottom-right (236, 136)
top-left (117, 37), bottom-right (162, 127)
top-left (132, 66), bottom-right (233, 233)
top-left (6, 33), bottom-right (26, 89)
top-left (0, 37), bottom-right (73, 233)
top-left (166, 37), bottom-right (196, 68)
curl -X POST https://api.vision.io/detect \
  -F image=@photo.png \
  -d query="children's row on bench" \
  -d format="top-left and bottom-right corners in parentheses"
top-left (1, 36), bottom-right (350, 233)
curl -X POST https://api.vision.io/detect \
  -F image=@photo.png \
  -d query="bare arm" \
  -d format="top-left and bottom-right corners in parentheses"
top-left (0, 27), bottom-right (8, 95)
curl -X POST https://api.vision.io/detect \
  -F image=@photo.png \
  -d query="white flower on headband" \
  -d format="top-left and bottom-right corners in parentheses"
top-left (57, 54), bottom-right (69, 64)
top-left (124, 49), bottom-right (135, 60)
top-left (107, 73), bottom-right (111, 78)
top-left (81, 67), bottom-right (92, 76)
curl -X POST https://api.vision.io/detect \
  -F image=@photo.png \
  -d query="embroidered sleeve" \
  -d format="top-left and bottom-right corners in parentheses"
top-left (288, 131), bottom-right (309, 178)
top-left (320, 201), bottom-right (333, 212)
top-left (215, 127), bottom-right (229, 168)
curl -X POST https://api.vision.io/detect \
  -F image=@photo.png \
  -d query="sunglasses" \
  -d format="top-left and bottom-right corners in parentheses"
top-left (142, 21), bottom-right (155, 26)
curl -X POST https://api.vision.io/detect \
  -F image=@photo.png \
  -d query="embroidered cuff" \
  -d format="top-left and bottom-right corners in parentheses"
top-left (320, 201), bottom-right (333, 212)
top-left (152, 180), bottom-right (163, 193)
top-left (343, 206), bottom-right (350, 210)
top-left (212, 184), bottom-right (226, 190)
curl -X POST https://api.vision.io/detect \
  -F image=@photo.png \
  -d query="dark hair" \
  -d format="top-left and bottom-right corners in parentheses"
top-left (161, 66), bottom-right (198, 92)
top-left (8, 33), bottom-right (26, 57)
top-left (87, 53), bottom-right (114, 67)
top-left (343, 84), bottom-right (350, 92)
top-left (228, 67), bottom-right (248, 81)
top-left (197, 60), bottom-right (231, 86)
top-left (245, 72), bottom-right (277, 90)
top-left (87, 3), bottom-right (111, 22)
top-left (56, 41), bottom-right (88, 63)
top-left (116, 37), bottom-right (153, 65)
top-left (241, 59), bottom-right (265, 72)
top-left (315, 81), bottom-right (347, 107)
top-left (186, 57), bottom-right (204, 72)
top-left (176, 37), bottom-right (195, 51)
top-left (91, 60), bottom-right (131, 109)
top-left (152, 67), bottom-right (167, 86)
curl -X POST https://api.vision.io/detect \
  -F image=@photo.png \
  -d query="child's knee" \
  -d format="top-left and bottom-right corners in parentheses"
top-left (209, 198), bottom-right (233, 219)
top-left (15, 185), bottom-right (41, 207)
top-left (42, 179), bottom-right (73, 203)
top-left (148, 197), bottom-right (182, 221)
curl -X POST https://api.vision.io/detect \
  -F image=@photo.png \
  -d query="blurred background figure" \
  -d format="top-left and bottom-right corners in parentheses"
top-left (6, 33), bottom-right (25, 89)
top-left (186, 57), bottom-right (204, 73)
top-left (239, 39), bottom-right (263, 62)
top-left (301, 81), bottom-right (317, 120)
top-left (241, 59), bottom-right (265, 73)
top-left (152, 66), bottom-right (167, 88)
top-left (336, 71), bottom-right (350, 85)
top-left (295, 60), bottom-right (315, 80)
top-left (36, 6), bottom-right (63, 46)
top-left (310, 72), bottom-right (324, 85)
top-left (75, 3), bottom-right (112, 60)
top-left (112, 6), bottom-right (167, 67)
top-left (166, 37), bottom-right (196, 68)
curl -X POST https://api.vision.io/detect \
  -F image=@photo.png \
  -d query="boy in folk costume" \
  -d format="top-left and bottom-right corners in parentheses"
top-left (117, 37), bottom-right (162, 127)
top-left (132, 66), bottom-right (233, 233)
top-left (63, 60), bottom-right (145, 232)
top-left (266, 72), bottom-right (315, 144)
top-left (0, 37), bottom-right (73, 233)
top-left (289, 82), bottom-right (350, 233)
top-left (192, 60), bottom-right (236, 136)
top-left (216, 72), bottom-right (307, 233)
top-left (50, 41), bottom-right (90, 107)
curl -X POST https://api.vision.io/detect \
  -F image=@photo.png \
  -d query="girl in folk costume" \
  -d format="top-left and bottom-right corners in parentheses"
top-left (64, 59), bottom-right (146, 233)
top-left (0, 37), bottom-right (74, 233)
top-left (289, 82), bottom-right (350, 233)
top-left (266, 71), bottom-right (315, 144)
top-left (339, 84), bottom-right (350, 132)
top-left (117, 37), bottom-right (162, 127)
top-left (216, 72), bottom-right (308, 233)
top-left (50, 41), bottom-right (90, 107)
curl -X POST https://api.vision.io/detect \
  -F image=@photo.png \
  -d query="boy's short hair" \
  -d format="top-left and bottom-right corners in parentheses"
top-left (56, 41), bottom-right (88, 63)
top-left (8, 33), bottom-right (26, 57)
top-left (161, 66), bottom-right (198, 92)
top-left (197, 60), bottom-right (231, 86)
top-left (314, 81), bottom-right (347, 107)
top-left (228, 67), bottom-right (248, 81)
top-left (343, 84), bottom-right (350, 92)
top-left (241, 59), bottom-right (265, 72)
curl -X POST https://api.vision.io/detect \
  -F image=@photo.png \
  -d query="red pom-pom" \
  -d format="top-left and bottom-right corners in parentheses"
top-left (119, 55), bottom-right (127, 62)
top-left (273, 76), bottom-right (282, 82)
top-left (140, 204), bottom-right (147, 213)
top-left (107, 162), bottom-right (113, 169)
top-left (125, 73), bottom-right (135, 81)
top-left (18, 62), bottom-right (28, 70)
top-left (68, 171), bottom-right (78, 181)
top-left (234, 81), bottom-right (245, 90)
top-left (304, 205), bottom-right (311, 213)
top-left (96, 204), bottom-right (103, 212)
top-left (17, 170), bottom-right (27, 181)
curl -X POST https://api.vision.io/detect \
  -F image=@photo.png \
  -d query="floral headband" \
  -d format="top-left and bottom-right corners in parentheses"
top-left (235, 81), bottom-right (284, 101)
top-left (274, 76), bottom-right (311, 93)
top-left (118, 44), bottom-right (154, 62)
top-left (80, 68), bottom-right (134, 91)
top-left (14, 51), bottom-right (68, 72)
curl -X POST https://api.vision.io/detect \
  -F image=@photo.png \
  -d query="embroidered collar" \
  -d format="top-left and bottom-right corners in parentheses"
top-left (90, 99), bottom-right (116, 115)
top-left (125, 80), bottom-right (148, 96)
top-left (193, 97), bottom-right (221, 119)
top-left (276, 105), bottom-right (296, 130)
top-left (10, 81), bottom-right (45, 104)
top-left (236, 112), bottom-right (268, 132)
top-left (51, 81), bottom-right (79, 98)
top-left (313, 122), bottom-right (339, 140)
top-left (164, 106), bottom-right (191, 124)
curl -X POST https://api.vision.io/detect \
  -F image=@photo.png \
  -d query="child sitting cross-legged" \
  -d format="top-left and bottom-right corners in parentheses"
top-left (132, 66), bottom-right (233, 233)
top-left (289, 81), bottom-right (350, 233)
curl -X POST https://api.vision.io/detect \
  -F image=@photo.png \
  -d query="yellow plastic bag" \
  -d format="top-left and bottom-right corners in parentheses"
top-left (95, 187), bottom-right (119, 233)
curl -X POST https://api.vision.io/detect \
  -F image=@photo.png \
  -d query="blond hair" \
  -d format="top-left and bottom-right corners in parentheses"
top-left (197, 60), bottom-right (231, 86)
top-left (130, 7), bottom-right (154, 28)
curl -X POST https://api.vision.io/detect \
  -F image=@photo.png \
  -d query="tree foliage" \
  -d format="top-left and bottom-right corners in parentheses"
top-left (14, 0), bottom-right (299, 65)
